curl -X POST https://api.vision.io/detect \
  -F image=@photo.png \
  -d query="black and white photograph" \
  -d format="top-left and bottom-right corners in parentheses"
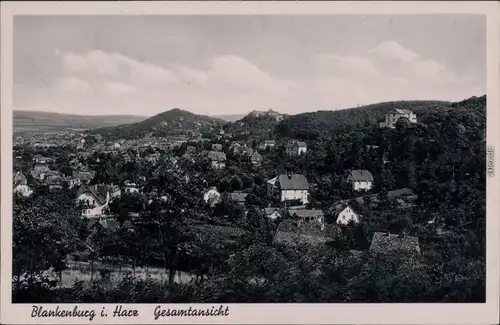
top-left (1, 1), bottom-right (499, 324)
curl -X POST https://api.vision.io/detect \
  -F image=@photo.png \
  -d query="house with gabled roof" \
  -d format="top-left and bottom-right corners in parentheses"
top-left (290, 209), bottom-right (325, 226)
top-left (369, 231), bottom-right (420, 254)
top-left (47, 175), bottom-right (65, 192)
top-left (31, 164), bottom-right (50, 181)
top-left (87, 217), bottom-right (120, 232)
top-left (76, 185), bottom-right (111, 218)
top-left (380, 109), bottom-right (417, 128)
top-left (124, 180), bottom-right (140, 194)
top-left (264, 207), bottom-right (282, 220)
top-left (347, 170), bottom-right (374, 192)
top-left (73, 170), bottom-right (94, 184)
top-left (330, 201), bottom-right (362, 226)
top-left (229, 142), bottom-right (244, 155)
top-left (207, 151), bottom-right (226, 169)
top-left (250, 151), bottom-right (263, 166)
top-left (286, 140), bottom-right (307, 156)
top-left (13, 171), bottom-right (33, 197)
top-left (267, 173), bottom-right (309, 204)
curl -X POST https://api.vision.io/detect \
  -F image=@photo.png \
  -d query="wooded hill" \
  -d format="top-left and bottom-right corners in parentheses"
top-left (90, 108), bottom-right (226, 140)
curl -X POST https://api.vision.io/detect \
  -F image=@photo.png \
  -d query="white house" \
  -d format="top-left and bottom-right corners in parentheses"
top-left (124, 181), bottom-right (139, 194)
top-left (330, 202), bottom-right (360, 226)
top-left (250, 151), bottom-right (263, 166)
top-left (347, 170), bottom-right (374, 192)
top-left (286, 141), bottom-right (307, 156)
top-left (259, 140), bottom-right (276, 151)
top-left (379, 109), bottom-right (417, 128)
top-left (13, 172), bottom-right (33, 197)
top-left (14, 183), bottom-right (34, 197)
top-left (76, 185), bottom-right (111, 218)
top-left (267, 173), bottom-right (309, 204)
top-left (203, 187), bottom-right (222, 207)
top-left (264, 207), bottom-right (282, 220)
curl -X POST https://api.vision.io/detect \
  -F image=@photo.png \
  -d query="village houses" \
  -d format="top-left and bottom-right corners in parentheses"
top-left (379, 109), bottom-right (417, 128)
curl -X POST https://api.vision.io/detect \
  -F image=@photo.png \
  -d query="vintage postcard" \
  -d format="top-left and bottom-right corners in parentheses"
top-left (1, 1), bottom-right (499, 324)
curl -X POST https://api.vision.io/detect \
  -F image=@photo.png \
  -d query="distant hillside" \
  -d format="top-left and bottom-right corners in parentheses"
top-left (275, 99), bottom-right (458, 140)
top-left (224, 109), bottom-right (288, 140)
top-left (213, 114), bottom-right (246, 122)
top-left (14, 110), bottom-right (147, 133)
top-left (91, 108), bottom-right (226, 139)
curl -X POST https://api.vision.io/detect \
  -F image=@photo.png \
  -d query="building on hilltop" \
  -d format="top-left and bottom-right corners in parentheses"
top-left (379, 109), bottom-right (417, 128)
top-left (267, 173), bottom-right (309, 204)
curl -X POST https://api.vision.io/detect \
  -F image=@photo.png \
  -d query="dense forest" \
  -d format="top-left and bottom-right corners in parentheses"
top-left (12, 95), bottom-right (486, 303)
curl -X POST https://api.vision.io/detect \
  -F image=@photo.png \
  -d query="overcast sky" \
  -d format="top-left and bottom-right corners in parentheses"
top-left (14, 15), bottom-right (486, 116)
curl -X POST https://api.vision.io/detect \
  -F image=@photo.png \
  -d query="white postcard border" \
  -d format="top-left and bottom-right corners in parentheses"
top-left (1, 1), bottom-right (499, 324)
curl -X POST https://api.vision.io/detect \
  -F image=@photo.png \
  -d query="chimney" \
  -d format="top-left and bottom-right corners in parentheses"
top-left (385, 230), bottom-right (390, 237)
